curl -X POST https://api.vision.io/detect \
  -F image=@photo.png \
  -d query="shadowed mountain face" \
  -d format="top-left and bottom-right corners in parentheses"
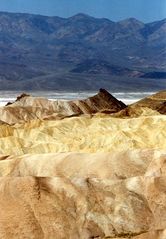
top-left (0, 12), bottom-right (166, 91)
top-left (70, 59), bottom-right (142, 77)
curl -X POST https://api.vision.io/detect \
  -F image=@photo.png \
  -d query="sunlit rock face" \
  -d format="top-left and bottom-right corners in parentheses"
top-left (135, 90), bottom-right (166, 113)
top-left (0, 115), bottom-right (165, 155)
top-left (0, 90), bottom-right (165, 238)
top-left (0, 174), bottom-right (166, 238)
top-left (1, 89), bottom-right (126, 125)
top-left (115, 90), bottom-right (166, 118)
top-left (0, 150), bottom-right (163, 178)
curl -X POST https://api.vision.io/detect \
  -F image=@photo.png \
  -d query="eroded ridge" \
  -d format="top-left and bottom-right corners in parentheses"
top-left (0, 90), bottom-right (165, 238)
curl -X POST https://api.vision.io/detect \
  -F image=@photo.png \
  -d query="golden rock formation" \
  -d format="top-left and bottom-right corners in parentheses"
top-left (0, 90), bottom-right (165, 238)
top-left (0, 115), bottom-right (165, 155)
top-left (1, 89), bottom-right (126, 125)
top-left (115, 90), bottom-right (166, 118)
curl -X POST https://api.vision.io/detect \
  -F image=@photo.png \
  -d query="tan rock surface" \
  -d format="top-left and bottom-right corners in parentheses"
top-left (136, 90), bottom-right (166, 112)
top-left (0, 175), bottom-right (166, 239)
top-left (0, 149), bottom-right (165, 238)
top-left (0, 115), bottom-right (165, 155)
top-left (133, 230), bottom-right (166, 239)
top-left (113, 230), bottom-right (166, 239)
top-left (115, 90), bottom-right (166, 118)
top-left (0, 149), bottom-right (163, 178)
top-left (0, 89), bottom-right (126, 125)
top-left (0, 91), bottom-right (165, 238)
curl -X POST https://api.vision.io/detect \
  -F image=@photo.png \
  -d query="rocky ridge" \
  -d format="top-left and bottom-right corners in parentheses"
top-left (114, 90), bottom-right (166, 118)
top-left (1, 89), bottom-right (126, 125)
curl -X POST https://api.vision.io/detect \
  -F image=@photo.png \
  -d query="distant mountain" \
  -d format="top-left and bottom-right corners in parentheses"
top-left (70, 59), bottom-right (142, 77)
top-left (0, 11), bottom-right (165, 91)
top-left (141, 71), bottom-right (166, 79)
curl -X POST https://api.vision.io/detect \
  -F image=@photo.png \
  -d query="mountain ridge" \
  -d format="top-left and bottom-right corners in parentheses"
top-left (0, 11), bottom-right (165, 24)
top-left (0, 11), bottom-right (165, 91)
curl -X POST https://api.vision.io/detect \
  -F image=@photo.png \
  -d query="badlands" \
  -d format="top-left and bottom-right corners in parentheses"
top-left (0, 89), bottom-right (165, 239)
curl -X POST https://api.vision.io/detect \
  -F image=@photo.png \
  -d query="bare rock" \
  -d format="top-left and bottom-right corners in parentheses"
top-left (114, 90), bottom-right (166, 118)
top-left (0, 89), bottom-right (126, 125)
top-left (0, 115), bottom-right (165, 155)
top-left (0, 175), bottom-right (165, 238)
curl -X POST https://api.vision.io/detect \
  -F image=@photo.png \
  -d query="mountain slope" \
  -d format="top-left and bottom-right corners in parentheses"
top-left (0, 12), bottom-right (165, 90)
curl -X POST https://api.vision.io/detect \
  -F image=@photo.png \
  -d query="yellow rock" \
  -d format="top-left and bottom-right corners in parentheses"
top-left (0, 91), bottom-right (165, 238)
top-left (0, 149), bottom-right (163, 178)
top-left (0, 115), bottom-right (165, 155)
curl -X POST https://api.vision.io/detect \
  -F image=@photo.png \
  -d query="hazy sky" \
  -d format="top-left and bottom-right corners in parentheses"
top-left (0, 0), bottom-right (166, 23)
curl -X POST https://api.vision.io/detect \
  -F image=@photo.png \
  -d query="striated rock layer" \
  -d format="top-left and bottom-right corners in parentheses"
top-left (1, 89), bottom-right (166, 125)
top-left (0, 90), bottom-right (165, 238)
top-left (115, 90), bottom-right (166, 118)
top-left (1, 89), bottom-right (126, 125)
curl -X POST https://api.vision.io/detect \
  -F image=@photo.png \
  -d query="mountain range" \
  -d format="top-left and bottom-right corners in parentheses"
top-left (0, 11), bottom-right (166, 91)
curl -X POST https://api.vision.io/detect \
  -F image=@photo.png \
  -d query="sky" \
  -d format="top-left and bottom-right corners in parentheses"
top-left (0, 0), bottom-right (166, 23)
